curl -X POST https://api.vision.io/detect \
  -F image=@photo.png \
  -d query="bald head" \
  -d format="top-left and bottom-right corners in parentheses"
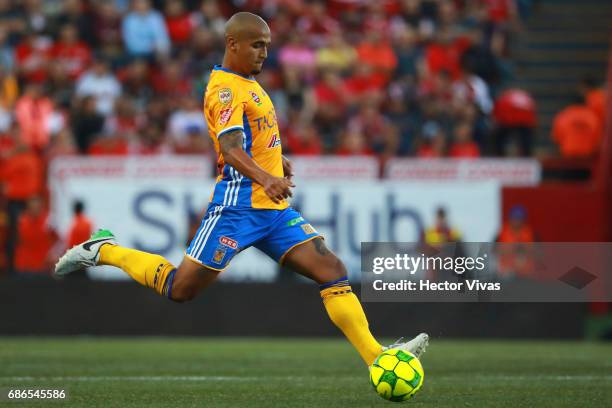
top-left (222, 12), bottom-right (271, 76)
top-left (225, 12), bottom-right (270, 41)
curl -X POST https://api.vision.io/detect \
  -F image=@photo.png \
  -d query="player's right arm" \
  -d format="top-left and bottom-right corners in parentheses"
top-left (219, 130), bottom-right (294, 204)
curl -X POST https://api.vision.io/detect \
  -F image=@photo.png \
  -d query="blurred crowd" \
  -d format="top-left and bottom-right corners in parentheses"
top-left (0, 0), bottom-right (536, 165)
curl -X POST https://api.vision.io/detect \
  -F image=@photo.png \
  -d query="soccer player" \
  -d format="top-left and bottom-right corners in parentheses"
top-left (54, 12), bottom-right (428, 367)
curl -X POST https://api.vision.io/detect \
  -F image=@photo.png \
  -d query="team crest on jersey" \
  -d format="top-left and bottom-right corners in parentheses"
top-left (219, 107), bottom-right (233, 125)
top-left (218, 88), bottom-right (232, 105)
top-left (219, 236), bottom-right (238, 249)
top-left (211, 246), bottom-right (227, 265)
top-left (301, 224), bottom-right (317, 235)
top-left (249, 90), bottom-right (262, 106)
top-left (267, 133), bottom-right (281, 149)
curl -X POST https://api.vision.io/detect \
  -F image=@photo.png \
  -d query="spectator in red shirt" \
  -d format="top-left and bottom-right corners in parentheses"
top-left (347, 104), bottom-right (391, 153)
top-left (498, 205), bottom-right (535, 243)
top-left (296, 0), bottom-right (340, 47)
top-left (552, 99), bottom-right (602, 158)
top-left (50, 24), bottom-right (92, 80)
top-left (484, 0), bottom-right (518, 25)
top-left (313, 71), bottom-right (348, 125)
top-left (449, 121), bottom-right (480, 158)
top-left (424, 28), bottom-right (470, 80)
top-left (164, 0), bottom-right (194, 47)
top-left (15, 31), bottom-right (51, 83)
top-left (2, 137), bottom-right (44, 275)
top-left (14, 83), bottom-right (54, 151)
top-left (88, 135), bottom-right (129, 155)
top-left (151, 60), bottom-right (192, 104)
top-left (362, 2), bottom-right (392, 37)
top-left (343, 64), bottom-right (386, 103)
top-left (493, 88), bottom-right (536, 156)
top-left (579, 76), bottom-right (606, 126)
top-left (285, 123), bottom-right (323, 156)
top-left (496, 204), bottom-right (536, 278)
top-left (66, 200), bottom-right (93, 249)
top-left (335, 129), bottom-right (374, 156)
top-left (15, 195), bottom-right (56, 276)
top-left (356, 30), bottom-right (398, 82)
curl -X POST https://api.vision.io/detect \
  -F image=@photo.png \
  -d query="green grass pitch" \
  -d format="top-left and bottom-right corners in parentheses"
top-left (0, 337), bottom-right (610, 407)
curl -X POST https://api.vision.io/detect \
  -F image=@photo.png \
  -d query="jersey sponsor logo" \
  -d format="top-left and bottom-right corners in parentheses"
top-left (219, 236), bottom-right (238, 249)
top-left (254, 109), bottom-right (278, 131)
top-left (301, 224), bottom-right (317, 235)
top-left (267, 133), bottom-right (281, 149)
top-left (248, 90), bottom-right (262, 106)
top-left (219, 107), bottom-right (233, 126)
top-left (287, 216), bottom-right (304, 226)
top-left (218, 88), bottom-right (232, 105)
top-left (211, 246), bottom-right (227, 265)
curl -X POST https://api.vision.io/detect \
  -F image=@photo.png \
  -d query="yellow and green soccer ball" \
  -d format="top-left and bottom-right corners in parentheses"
top-left (369, 349), bottom-right (424, 402)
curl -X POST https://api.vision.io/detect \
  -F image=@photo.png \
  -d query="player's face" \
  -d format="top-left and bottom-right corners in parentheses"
top-left (240, 29), bottom-right (271, 75)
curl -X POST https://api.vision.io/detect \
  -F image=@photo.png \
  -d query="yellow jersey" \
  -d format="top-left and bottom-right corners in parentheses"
top-left (204, 65), bottom-right (287, 210)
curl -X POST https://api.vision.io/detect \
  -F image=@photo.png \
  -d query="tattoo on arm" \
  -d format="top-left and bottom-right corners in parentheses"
top-left (218, 130), bottom-right (244, 154)
top-left (313, 238), bottom-right (330, 256)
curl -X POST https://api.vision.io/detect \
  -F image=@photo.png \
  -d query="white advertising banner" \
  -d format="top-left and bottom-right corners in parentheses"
top-left (49, 157), bottom-right (500, 281)
top-left (385, 158), bottom-right (541, 186)
top-left (288, 156), bottom-right (379, 180)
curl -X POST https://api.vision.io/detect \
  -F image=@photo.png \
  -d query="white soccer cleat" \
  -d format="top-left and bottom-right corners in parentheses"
top-left (54, 229), bottom-right (117, 278)
top-left (384, 333), bottom-right (430, 359)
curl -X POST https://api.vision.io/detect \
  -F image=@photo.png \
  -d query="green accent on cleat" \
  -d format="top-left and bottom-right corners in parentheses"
top-left (90, 229), bottom-right (115, 240)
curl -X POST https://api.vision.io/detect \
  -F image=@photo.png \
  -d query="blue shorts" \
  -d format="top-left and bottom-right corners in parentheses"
top-left (185, 204), bottom-right (321, 271)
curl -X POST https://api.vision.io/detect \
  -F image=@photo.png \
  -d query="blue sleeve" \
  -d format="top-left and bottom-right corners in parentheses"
top-left (121, 15), bottom-right (133, 52)
top-left (153, 12), bottom-right (170, 53)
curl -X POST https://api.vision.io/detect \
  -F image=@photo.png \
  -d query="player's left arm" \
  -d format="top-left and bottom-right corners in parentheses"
top-left (219, 130), bottom-right (294, 203)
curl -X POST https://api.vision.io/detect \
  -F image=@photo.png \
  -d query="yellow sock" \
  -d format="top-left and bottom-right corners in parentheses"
top-left (320, 277), bottom-right (383, 366)
top-left (99, 244), bottom-right (176, 297)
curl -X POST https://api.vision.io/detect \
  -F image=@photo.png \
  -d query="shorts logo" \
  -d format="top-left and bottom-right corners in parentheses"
top-left (219, 107), bottom-right (233, 126)
top-left (301, 224), bottom-right (317, 235)
top-left (249, 90), bottom-right (262, 106)
top-left (219, 88), bottom-right (232, 105)
top-left (219, 236), bottom-right (238, 249)
top-left (267, 133), bottom-right (281, 149)
top-left (212, 246), bottom-right (227, 265)
top-left (287, 216), bottom-right (304, 227)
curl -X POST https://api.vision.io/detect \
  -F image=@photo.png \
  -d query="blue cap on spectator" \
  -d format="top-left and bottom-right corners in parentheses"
top-left (509, 205), bottom-right (527, 220)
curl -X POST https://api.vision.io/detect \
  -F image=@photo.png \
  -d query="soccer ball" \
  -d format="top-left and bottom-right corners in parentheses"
top-left (369, 349), bottom-right (424, 402)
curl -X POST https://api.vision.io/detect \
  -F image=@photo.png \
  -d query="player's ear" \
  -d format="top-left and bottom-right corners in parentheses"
top-left (226, 35), bottom-right (238, 52)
